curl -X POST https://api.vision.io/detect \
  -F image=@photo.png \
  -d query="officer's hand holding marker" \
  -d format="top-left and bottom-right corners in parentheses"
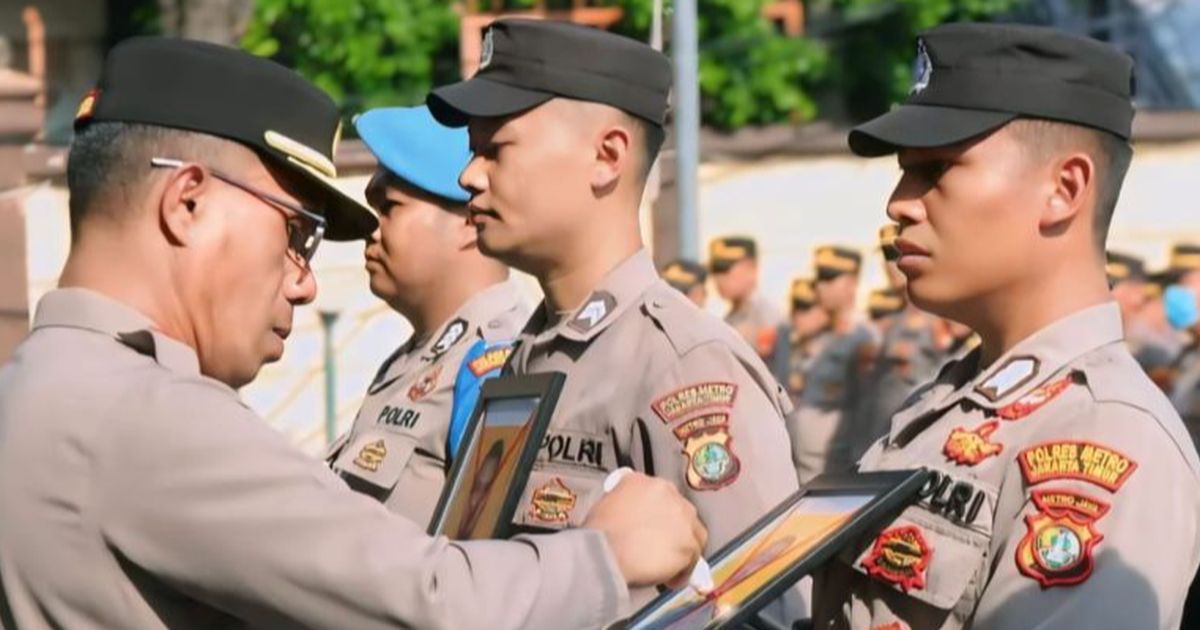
top-left (603, 467), bottom-right (714, 595)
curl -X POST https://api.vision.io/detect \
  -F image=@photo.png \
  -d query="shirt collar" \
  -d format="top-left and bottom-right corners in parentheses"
top-left (33, 288), bottom-right (201, 376)
top-left (889, 301), bottom-right (1124, 442)
top-left (415, 277), bottom-right (526, 360)
top-left (539, 249), bottom-right (660, 343)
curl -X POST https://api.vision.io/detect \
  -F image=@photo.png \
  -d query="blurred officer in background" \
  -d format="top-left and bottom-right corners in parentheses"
top-left (661, 258), bottom-right (709, 308)
top-left (427, 19), bottom-right (798, 570)
top-left (710, 235), bottom-right (785, 360)
top-left (0, 37), bottom-right (705, 629)
top-left (325, 105), bottom-right (530, 527)
top-left (814, 23), bottom-right (1200, 628)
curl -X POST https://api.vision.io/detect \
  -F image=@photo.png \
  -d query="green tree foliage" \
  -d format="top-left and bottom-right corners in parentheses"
top-left (241, 0), bottom-right (460, 118)
top-left (824, 0), bottom-right (1023, 120)
top-left (239, 0), bottom-right (1020, 131)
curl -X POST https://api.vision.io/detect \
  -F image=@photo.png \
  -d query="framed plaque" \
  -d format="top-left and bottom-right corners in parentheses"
top-left (428, 372), bottom-right (565, 540)
top-left (622, 469), bottom-right (932, 630)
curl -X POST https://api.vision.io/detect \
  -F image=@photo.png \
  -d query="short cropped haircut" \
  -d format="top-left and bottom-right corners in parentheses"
top-left (66, 121), bottom-right (230, 232)
top-left (1007, 118), bottom-right (1133, 249)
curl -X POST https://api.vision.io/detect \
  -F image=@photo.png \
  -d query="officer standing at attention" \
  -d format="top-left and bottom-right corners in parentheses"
top-left (813, 24), bottom-right (1200, 628)
top-left (427, 19), bottom-right (799, 557)
top-left (661, 258), bottom-right (710, 308)
top-left (325, 105), bottom-right (530, 527)
top-left (789, 245), bottom-right (877, 483)
top-left (783, 277), bottom-right (832, 409)
top-left (0, 37), bottom-right (707, 629)
top-left (710, 235), bottom-right (785, 360)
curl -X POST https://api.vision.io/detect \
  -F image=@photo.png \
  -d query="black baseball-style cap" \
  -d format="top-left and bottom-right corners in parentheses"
top-left (849, 23), bottom-right (1135, 157)
top-left (75, 37), bottom-right (377, 241)
top-left (427, 19), bottom-right (673, 128)
top-left (813, 245), bottom-right (862, 281)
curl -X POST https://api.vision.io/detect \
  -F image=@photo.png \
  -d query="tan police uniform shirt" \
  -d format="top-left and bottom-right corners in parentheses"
top-left (812, 302), bottom-right (1200, 629)
top-left (851, 309), bottom-right (947, 463)
top-left (786, 321), bottom-right (878, 485)
top-left (328, 279), bottom-right (529, 526)
top-left (726, 291), bottom-right (785, 359)
top-left (505, 250), bottom-right (799, 554)
top-left (0, 288), bottom-right (629, 630)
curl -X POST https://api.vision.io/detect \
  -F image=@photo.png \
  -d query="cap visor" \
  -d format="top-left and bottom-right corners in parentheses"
top-left (265, 152), bottom-right (378, 241)
top-left (428, 77), bottom-right (554, 128)
top-left (848, 104), bottom-right (1017, 157)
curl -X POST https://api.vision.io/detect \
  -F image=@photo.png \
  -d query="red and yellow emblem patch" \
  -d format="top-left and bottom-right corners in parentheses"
top-left (1018, 440), bottom-right (1137, 492)
top-left (997, 374), bottom-right (1074, 421)
top-left (674, 413), bottom-right (740, 491)
top-left (1015, 489), bottom-right (1109, 587)
top-left (468, 347), bottom-right (511, 376)
top-left (408, 365), bottom-right (442, 402)
top-left (652, 382), bottom-right (737, 423)
top-left (529, 477), bottom-right (577, 524)
top-left (862, 525), bottom-right (932, 592)
top-left (943, 420), bottom-right (1003, 466)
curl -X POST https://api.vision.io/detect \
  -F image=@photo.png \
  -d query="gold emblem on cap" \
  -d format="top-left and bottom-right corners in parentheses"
top-left (663, 264), bottom-right (699, 286)
top-left (264, 129), bottom-right (338, 180)
top-left (710, 240), bottom-right (748, 261)
top-left (815, 246), bottom-right (859, 273)
top-left (75, 88), bottom-right (100, 122)
top-left (879, 224), bottom-right (899, 247)
top-left (1170, 252), bottom-right (1200, 271)
top-left (791, 278), bottom-right (816, 303)
top-left (1105, 262), bottom-right (1130, 281)
top-left (868, 289), bottom-right (904, 312)
top-left (480, 28), bottom-right (495, 70)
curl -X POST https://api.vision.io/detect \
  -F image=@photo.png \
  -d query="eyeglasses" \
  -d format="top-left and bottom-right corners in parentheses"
top-left (150, 157), bottom-right (326, 267)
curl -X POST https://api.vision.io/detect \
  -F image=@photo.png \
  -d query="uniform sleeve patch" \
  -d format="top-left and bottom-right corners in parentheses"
top-left (651, 382), bottom-right (738, 423)
top-left (468, 346), bottom-right (512, 376)
top-left (675, 413), bottom-right (740, 491)
top-left (943, 420), bottom-right (1004, 466)
top-left (1018, 440), bottom-right (1137, 492)
top-left (996, 373), bottom-right (1076, 421)
top-left (1016, 489), bottom-right (1109, 588)
top-left (861, 525), bottom-right (932, 592)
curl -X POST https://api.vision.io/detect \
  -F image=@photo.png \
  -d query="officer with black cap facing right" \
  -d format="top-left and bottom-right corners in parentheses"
top-left (813, 23), bottom-right (1200, 629)
top-left (429, 19), bottom-right (801, 616)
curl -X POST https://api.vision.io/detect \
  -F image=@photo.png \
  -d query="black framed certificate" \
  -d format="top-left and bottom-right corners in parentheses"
top-left (427, 372), bottom-right (565, 540)
top-left (621, 469), bottom-right (932, 630)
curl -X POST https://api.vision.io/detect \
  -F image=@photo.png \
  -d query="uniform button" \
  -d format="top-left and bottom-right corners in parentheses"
top-left (651, 300), bottom-right (662, 309)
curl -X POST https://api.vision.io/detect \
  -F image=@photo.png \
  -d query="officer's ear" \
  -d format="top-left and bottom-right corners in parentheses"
top-left (1040, 151), bottom-right (1094, 231)
top-left (157, 162), bottom-right (210, 246)
top-left (592, 123), bottom-right (633, 192)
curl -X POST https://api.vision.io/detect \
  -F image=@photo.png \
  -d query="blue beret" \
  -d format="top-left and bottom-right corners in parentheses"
top-left (354, 105), bottom-right (471, 203)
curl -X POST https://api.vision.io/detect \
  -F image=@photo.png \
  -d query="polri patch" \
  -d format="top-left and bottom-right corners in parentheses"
top-left (975, 355), bottom-right (1040, 401)
top-left (943, 420), bottom-right (1003, 466)
top-left (997, 373), bottom-right (1075, 421)
top-left (1018, 440), bottom-right (1137, 492)
top-left (1015, 489), bottom-right (1109, 587)
top-left (862, 525), bottom-right (932, 592)
top-left (651, 382), bottom-right (738, 423)
top-left (468, 346), bottom-right (512, 376)
top-left (676, 414), bottom-right (740, 491)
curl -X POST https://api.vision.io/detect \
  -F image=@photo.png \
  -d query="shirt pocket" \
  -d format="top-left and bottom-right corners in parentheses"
top-left (841, 503), bottom-right (991, 613)
top-left (511, 467), bottom-right (607, 531)
top-left (331, 430), bottom-right (418, 503)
